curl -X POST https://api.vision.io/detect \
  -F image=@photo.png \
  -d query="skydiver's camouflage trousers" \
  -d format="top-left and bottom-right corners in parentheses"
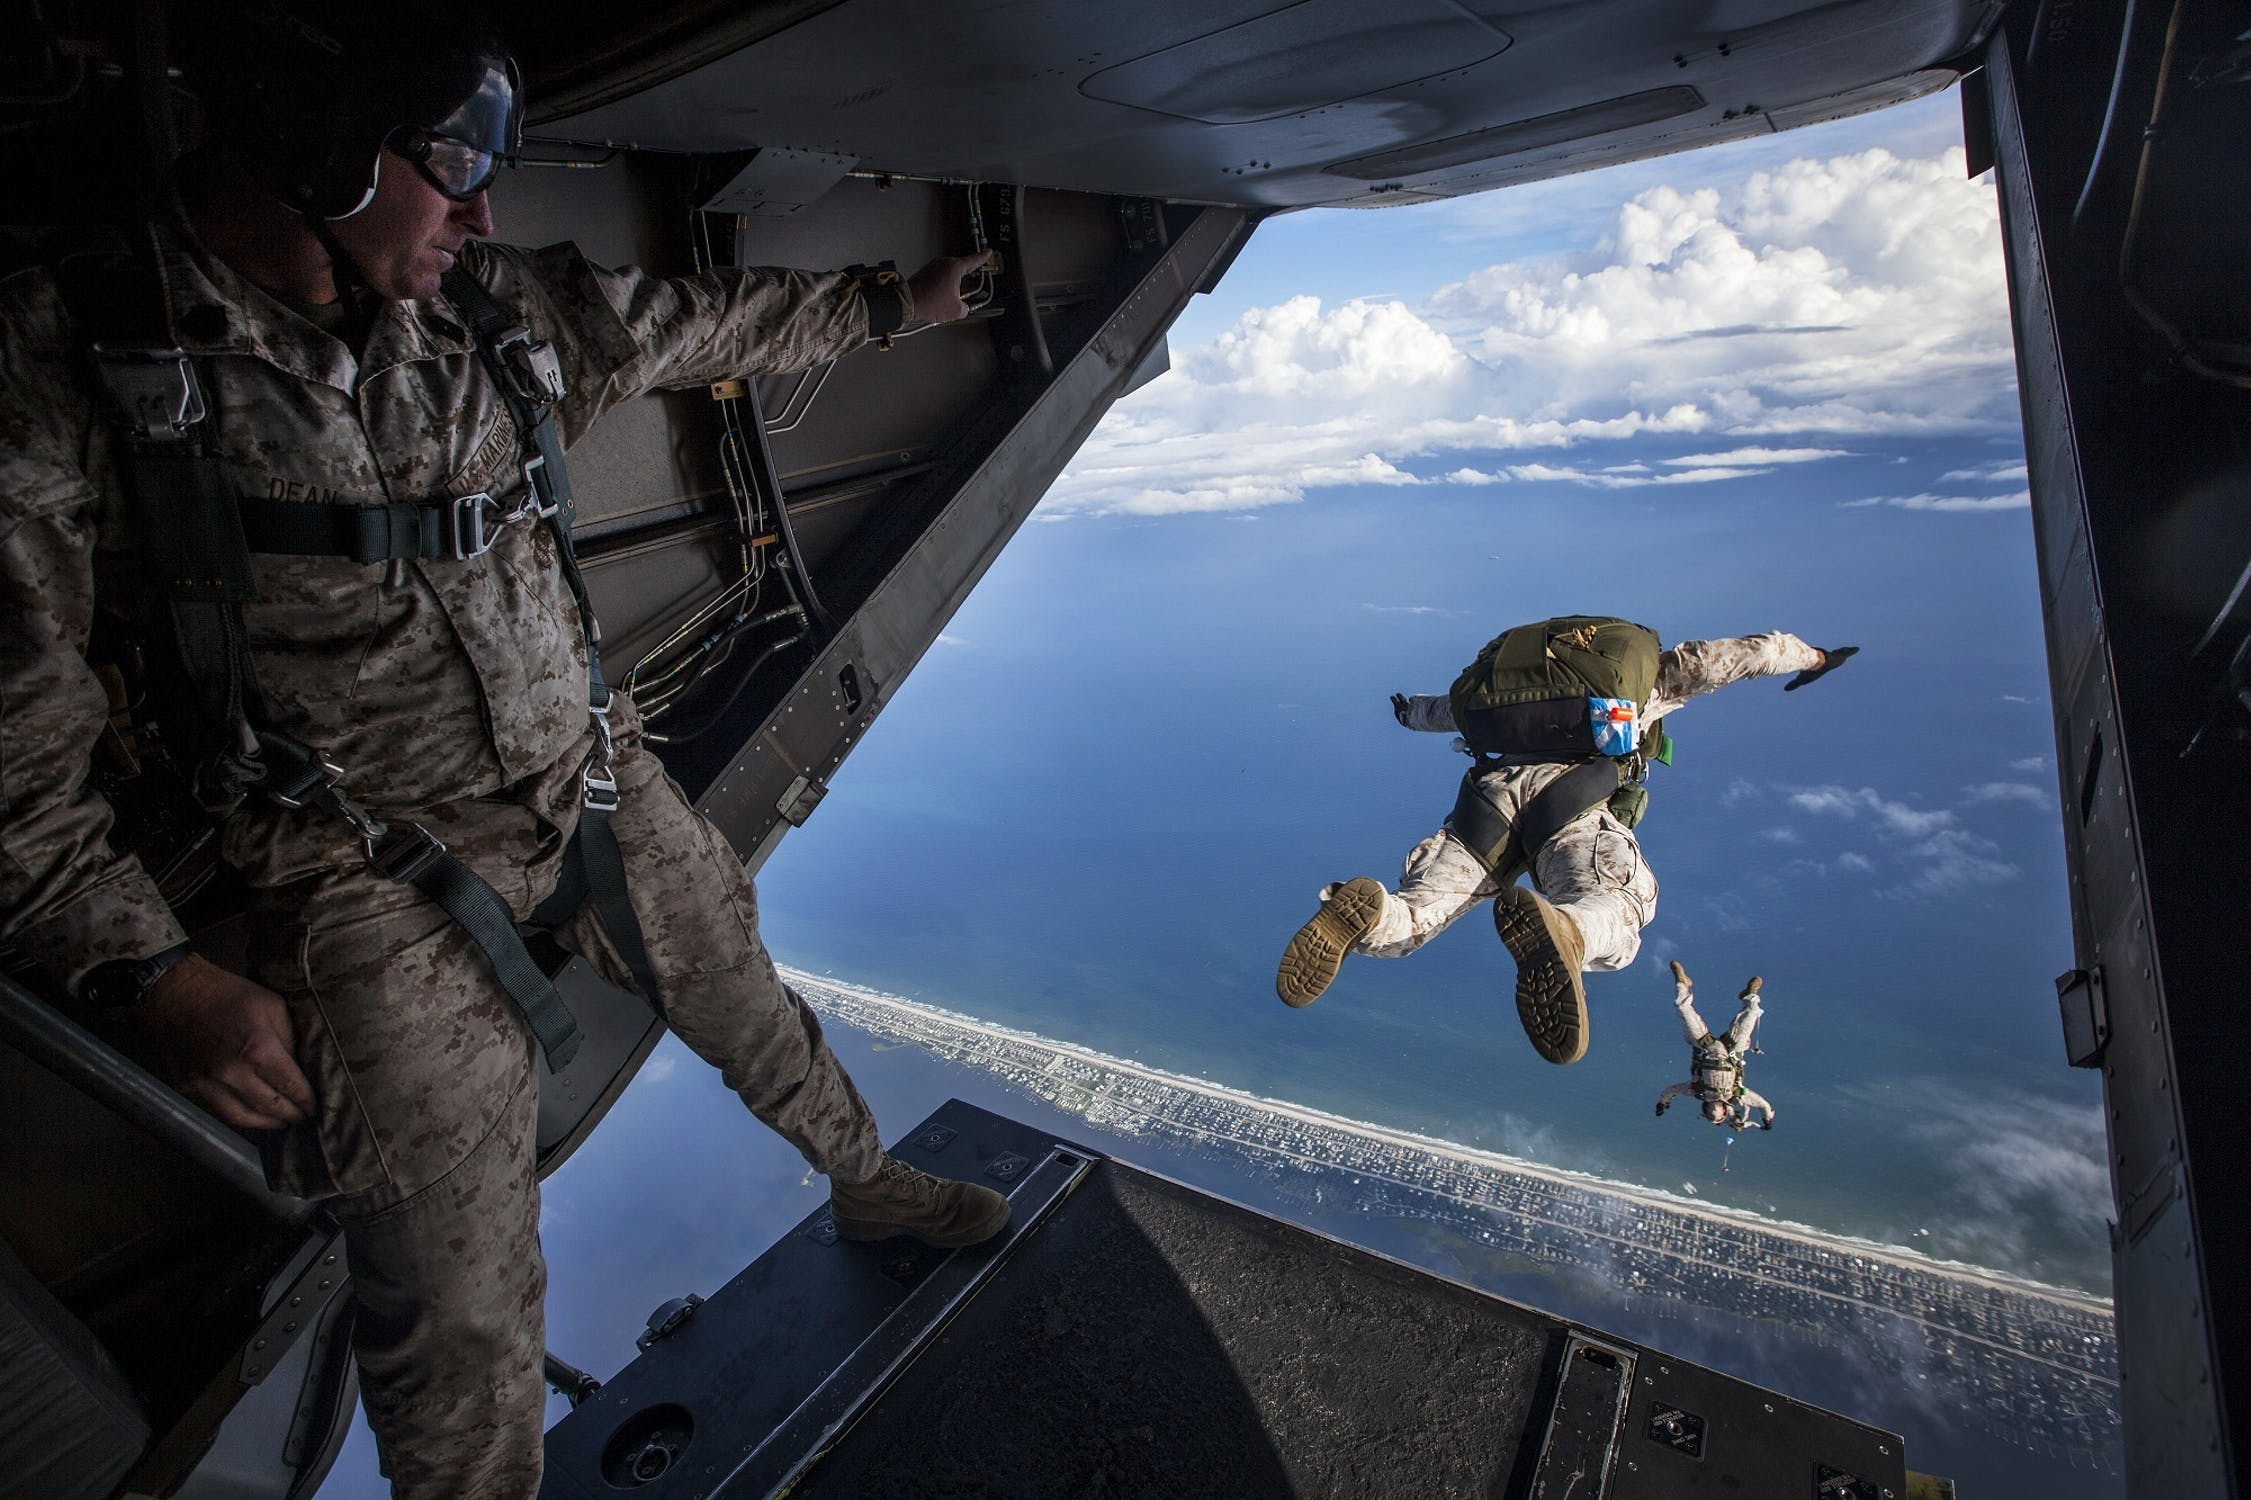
top-left (245, 702), bottom-right (882, 1499)
top-left (1674, 979), bottom-right (1761, 1051)
top-left (1356, 763), bottom-right (1659, 970)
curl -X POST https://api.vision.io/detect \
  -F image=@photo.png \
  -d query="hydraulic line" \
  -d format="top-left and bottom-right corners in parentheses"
top-left (645, 625), bottom-right (809, 745)
top-left (733, 374), bottom-right (835, 639)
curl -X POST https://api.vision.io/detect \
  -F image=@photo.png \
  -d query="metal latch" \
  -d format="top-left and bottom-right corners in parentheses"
top-left (2055, 966), bottom-right (2108, 1068)
top-left (636, 1293), bottom-right (705, 1351)
top-left (778, 773), bottom-right (827, 827)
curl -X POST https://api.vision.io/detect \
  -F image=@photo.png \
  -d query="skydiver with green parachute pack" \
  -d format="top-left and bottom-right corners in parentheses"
top-left (1275, 616), bottom-right (1855, 1064)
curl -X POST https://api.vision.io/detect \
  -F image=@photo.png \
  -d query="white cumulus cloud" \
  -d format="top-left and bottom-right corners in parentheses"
top-left (1044, 144), bottom-right (2014, 518)
top-left (1842, 490), bottom-right (2030, 512)
top-left (1659, 446), bottom-right (1850, 466)
top-left (1940, 459), bottom-right (2030, 484)
top-left (1787, 785), bottom-right (1954, 838)
top-left (1785, 784), bottom-right (2021, 894)
top-left (1897, 827), bottom-right (2019, 894)
top-left (1962, 781), bottom-right (2051, 806)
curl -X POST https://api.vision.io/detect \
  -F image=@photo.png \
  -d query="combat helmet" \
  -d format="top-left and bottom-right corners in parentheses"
top-left (184, 1), bottom-right (520, 219)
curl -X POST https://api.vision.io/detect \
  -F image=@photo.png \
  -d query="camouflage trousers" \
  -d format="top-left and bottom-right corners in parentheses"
top-left (1356, 763), bottom-right (1659, 970)
top-left (247, 703), bottom-right (882, 1498)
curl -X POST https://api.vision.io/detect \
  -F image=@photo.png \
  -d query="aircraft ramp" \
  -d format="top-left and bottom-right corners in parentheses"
top-left (539, 1100), bottom-right (1911, 1499)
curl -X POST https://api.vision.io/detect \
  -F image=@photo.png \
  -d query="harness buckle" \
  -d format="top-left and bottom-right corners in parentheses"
top-left (582, 690), bottom-right (621, 812)
top-left (90, 345), bottom-right (208, 442)
top-left (366, 822), bottom-right (448, 882)
top-left (492, 325), bottom-right (567, 405)
top-left (445, 491), bottom-right (504, 560)
top-left (264, 753), bottom-right (346, 810)
top-left (518, 453), bottom-right (560, 520)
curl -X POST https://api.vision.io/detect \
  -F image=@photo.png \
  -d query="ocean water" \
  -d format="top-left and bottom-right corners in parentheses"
top-left (758, 441), bottom-right (2110, 1295)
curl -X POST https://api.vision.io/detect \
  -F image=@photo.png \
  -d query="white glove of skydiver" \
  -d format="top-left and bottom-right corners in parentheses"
top-left (1783, 645), bottom-right (1859, 691)
top-left (1391, 692), bottom-right (1412, 726)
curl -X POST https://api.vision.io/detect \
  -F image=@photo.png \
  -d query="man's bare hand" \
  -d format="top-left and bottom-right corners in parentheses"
top-left (130, 955), bottom-right (314, 1132)
top-left (905, 251), bottom-right (997, 326)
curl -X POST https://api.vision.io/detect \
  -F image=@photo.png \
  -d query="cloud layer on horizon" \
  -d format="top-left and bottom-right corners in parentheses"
top-left (1047, 146), bottom-right (2016, 518)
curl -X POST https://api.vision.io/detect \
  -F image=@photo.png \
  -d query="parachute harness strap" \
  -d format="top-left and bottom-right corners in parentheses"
top-left (443, 263), bottom-right (664, 1014)
top-left (70, 237), bottom-right (596, 1069)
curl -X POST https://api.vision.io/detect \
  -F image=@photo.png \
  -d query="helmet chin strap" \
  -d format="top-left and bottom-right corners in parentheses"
top-left (300, 147), bottom-right (384, 306)
top-left (306, 213), bottom-right (373, 308)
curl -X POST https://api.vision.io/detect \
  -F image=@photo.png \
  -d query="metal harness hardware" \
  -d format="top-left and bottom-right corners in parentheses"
top-left (70, 236), bottom-right (674, 1072)
top-left (90, 344), bottom-right (208, 441)
top-left (490, 324), bottom-right (566, 404)
top-left (79, 244), bottom-right (666, 1070)
top-left (582, 686), bottom-right (621, 814)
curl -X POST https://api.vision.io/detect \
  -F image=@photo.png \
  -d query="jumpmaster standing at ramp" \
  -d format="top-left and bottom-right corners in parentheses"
top-left (0, 8), bottom-right (1005, 1493)
top-left (1276, 617), bottom-right (1855, 1064)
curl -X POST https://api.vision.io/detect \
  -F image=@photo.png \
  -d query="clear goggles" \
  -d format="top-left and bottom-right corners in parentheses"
top-left (391, 58), bottom-right (519, 202)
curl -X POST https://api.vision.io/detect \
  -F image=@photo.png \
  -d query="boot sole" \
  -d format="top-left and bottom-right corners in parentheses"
top-left (1276, 878), bottom-right (1386, 1007)
top-left (1494, 887), bottom-right (1589, 1065)
top-left (832, 1189), bottom-right (1013, 1251)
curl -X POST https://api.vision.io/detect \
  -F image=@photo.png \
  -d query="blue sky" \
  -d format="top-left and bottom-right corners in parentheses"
top-left (320, 83), bottom-right (2110, 1496)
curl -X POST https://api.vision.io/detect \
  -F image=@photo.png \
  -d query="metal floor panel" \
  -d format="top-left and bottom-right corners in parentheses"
top-left (541, 1101), bottom-right (1910, 1499)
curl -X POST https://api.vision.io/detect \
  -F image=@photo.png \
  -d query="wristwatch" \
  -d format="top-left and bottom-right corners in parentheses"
top-left (80, 941), bottom-right (193, 1010)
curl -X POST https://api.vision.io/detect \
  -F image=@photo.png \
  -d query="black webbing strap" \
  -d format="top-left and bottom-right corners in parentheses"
top-left (244, 729), bottom-right (589, 1073)
top-left (57, 238), bottom-right (279, 799)
top-left (1516, 759), bottom-right (1627, 858)
top-left (574, 810), bottom-right (663, 1009)
top-left (442, 263), bottom-right (665, 1013)
top-left (526, 812), bottom-right (665, 1011)
top-left (1445, 768), bottom-right (1522, 880)
top-left (233, 494), bottom-right (458, 563)
top-left (373, 827), bottom-right (583, 1069)
top-left (1446, 758), bottom-right (1625, 878)
top-left (64, 236), bottom-right (592, 1070)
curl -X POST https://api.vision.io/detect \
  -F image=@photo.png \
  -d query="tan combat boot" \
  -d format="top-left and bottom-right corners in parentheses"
top-left (830, 1156), bottom-right (1012, 1249)
top-left (1276, 877), bottom-right (1386, 1007)
top-left (1493, 885), bottom-right (1589, 1065)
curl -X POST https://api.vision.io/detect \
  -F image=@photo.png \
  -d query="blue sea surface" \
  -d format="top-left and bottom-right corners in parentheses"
top-left (760, 439), bottom-right (2107, 1295)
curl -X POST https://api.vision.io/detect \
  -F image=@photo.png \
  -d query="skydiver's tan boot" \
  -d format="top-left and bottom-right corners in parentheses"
top-left (1493, 885), bottom-right (1590, 1065)
top-left (1276, 876), bottom-right (1386, 1007)
top-left (830, 1156), bottom-right (1012, 1249)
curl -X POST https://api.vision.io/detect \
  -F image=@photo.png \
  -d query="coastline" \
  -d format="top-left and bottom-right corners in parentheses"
top-left (782, 965), bottom-right (2113, 1314)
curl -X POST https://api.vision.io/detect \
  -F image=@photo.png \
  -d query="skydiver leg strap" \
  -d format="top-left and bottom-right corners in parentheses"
top-left (1445, 759), bottom-right (1625, 880)
top-left (1514, 759), bottom-right (1626, 860)
top-left (526, 811), bottom-right (666, 1013)
top-left (1445, 769), bottom-right (1525, 882)
top-left (371, 825), bottom-right (584, 1072)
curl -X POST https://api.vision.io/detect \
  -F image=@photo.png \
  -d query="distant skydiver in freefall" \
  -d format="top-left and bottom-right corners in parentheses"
top-left (1655, 962), bottom-right (1775, 1131)
top-left (1274, 616), bottom-right (1856, 1064)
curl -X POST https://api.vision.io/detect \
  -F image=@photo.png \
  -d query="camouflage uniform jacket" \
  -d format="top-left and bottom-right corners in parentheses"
top-left (0, 213), bottom-right (907, 993)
